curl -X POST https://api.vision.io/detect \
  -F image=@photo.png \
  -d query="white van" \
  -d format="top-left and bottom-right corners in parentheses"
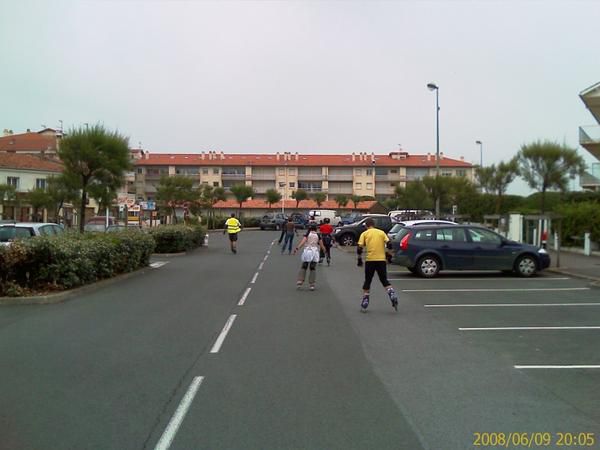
top-left (308, 210), bottom-right (342, 226)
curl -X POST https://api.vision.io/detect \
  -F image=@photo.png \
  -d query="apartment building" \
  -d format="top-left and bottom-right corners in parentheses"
top-left (579, 81), bottom-right (600, 191)
top-left (134, 150), bottom-right (474, 201)
top-left (0, 128), bottom-right (62, 159)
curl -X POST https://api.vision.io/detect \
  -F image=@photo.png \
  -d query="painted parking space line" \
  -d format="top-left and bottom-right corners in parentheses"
top-left (403, 287), bottom-right (590, 293)
top-left (515, 365), bottom-right (600, 370)
top-left (154, 376), bottom-right (205, 450)
top-left (390, 277), bottom-right (570, 281)
top-left (210, 315), bottom-right (237, 353)
top-left (459, 326), bottom-right (600, 331)
top-left (426, 302), bottom-right (600, 308)
top-left (150, 261), bottom-right (169, 269)
top-left (250, 272), bottom-right (259, 284)
top-left (238, 288), bottom-right (252, 306)
top-left (258, 262), bottom-right (264, 270)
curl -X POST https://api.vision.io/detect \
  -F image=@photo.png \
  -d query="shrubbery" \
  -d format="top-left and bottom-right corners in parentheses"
top-left (555, 201), bottom-right (600, 245)
top-left (148, 224), bottom-right (206, 253)
top-left (0, 230), bottom-right (155, 296)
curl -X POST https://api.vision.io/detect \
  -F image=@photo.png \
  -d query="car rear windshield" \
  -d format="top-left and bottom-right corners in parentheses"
top-left (0, 227), bottom-right (15, 242)
top-left (394, 227), bottom-right (411, 240)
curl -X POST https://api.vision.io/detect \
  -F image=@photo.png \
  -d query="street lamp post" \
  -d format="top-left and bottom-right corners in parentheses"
top-left (476, 140), bottom-right (483, 167)
top-left (427, 82), bottom-right (440, 217)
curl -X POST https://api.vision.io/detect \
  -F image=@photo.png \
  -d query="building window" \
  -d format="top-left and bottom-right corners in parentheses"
top-left (137, 168), bottom-right (143, 174)
top-left (366, 169), bottom-right (373, 176)
top-left (213, 168), bottom-right (219, 175)
top-left (202, 168), bottom-right (209, 175)
top-left (279, 182), bottom-right (286, 187)
top-left (366, 182), bottom-right (373, 190)
top-left (213, 181), bottom-right (219, 187)
top-left (279, 168), bottom-right (285, 176)
top-left (442, 171), bottom-right (452, 177)
top-left (355, 182), bottom-right (362, 189)
top-left (289, 182), bottom-right (295, 188)
top-left (35, 178), bottom-right (47, 190)
top-left (390, 169), bottom-right (398, 174)
top-left (456, 169), bottom-right (466, 177)
top-left (7, 177), bottom-right (19, 188)
top-left (355, 169), bottom-right (362, 176)
top-left (202, 181), bottom-right (208, 185)
top-left (288, 168), bottom-right (295, 175)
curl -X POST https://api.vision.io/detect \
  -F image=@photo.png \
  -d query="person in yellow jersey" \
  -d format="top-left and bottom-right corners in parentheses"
top-left (356, 218), bottom-right (398, 312)
top-left (223, 212), bottom-right (242, 254)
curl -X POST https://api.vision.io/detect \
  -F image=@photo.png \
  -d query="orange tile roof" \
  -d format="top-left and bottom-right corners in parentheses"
top-left (0, 132), bottom-right (58, 152)
top-left (213, 199), bottom-right (377, 210)
top-left (135, 152), bottom-right (472, 168)
top-left (0, 153), bottom-right (63, 172)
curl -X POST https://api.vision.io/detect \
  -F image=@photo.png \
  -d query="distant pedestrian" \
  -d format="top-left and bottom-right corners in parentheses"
top-left (281, 218), bottom-right (297, 255)
top-left (223, 213), bottom-right (242, 254)
top-left (293, 223), bottom-right (326, 291)
top-left (356, 218), bottom-right (398, 312)
top-left (318, 217), bottom-right (334, 265)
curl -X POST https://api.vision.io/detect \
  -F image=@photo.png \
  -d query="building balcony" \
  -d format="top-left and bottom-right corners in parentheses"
top-left (297, 174), bottom-right (326, 181)
top-left (328, 187), bottom-right (353, 195)
top-left (253, 185), bottom-right (276, 194)
top-left (579, 126), bottom-right (600, 159)
top-left (249, 173), bottom-right (276, 181)
top-left (144, 173), bottom-right (168, 180)
top-left (327, 173), bottom-right (353, 181)
top-left (375, 186), bottom-right (396, 195)
top-left (580, 163), bottom-right (600, 191)
top-left (375, 174), bottom-right (405, 182)
top-left (221, 173), bottom-right (247, 180)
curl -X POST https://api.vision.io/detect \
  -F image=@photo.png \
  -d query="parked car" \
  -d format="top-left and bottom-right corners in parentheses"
top-left (84, 216), bottom-right (119, 232)
top-left (0, 222), bottom-right (64, 245)
top-left (388, 209), bottom-right (434, 223)
top-left (308, 209), bottom-right (342, 226)
top-left (387, 219), bottom-right (456, 240)
top-left (289, 212), bottom-right (309, 229)
top-left (332, 214), bottom-right (393, 246)
top-left (339, 212), bottom-right (363, 226)
top-left (259, 213), bottom-right (288, 230)
top-left (390, 224), bottom-right (550, 277)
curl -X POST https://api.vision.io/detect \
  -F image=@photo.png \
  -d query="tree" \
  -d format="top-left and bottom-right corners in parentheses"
top-left (334, 194), bottom-right (348, 210)
top-left (199, 185), bottom-right (226, 228)
top-left (155, 175), bottom-right (198, 224)
top-left (394, 180), bottom-right (432, 210)
top-left (422, 176), bottom-right (451, 214)
top-left (0, 184), bottom-right (17, 220)
top-left (58, 124), bottom-right (131, 231)
top-left (518, 141), bottom-right (586, 212)
top-left (230, 184), bottom-right (255, 216)
top-left (291, 189), bottom-right (308, 209)
top-left (312, 191), bottom-right (326, 208)
top-left (350, 194), bottom-right (362, 210)
top-left (26, 188), bottom-right (52, 222)
top-left (475, 166), bottom-right (495, 194)
top-left (45, 175), bottom-right (79, 223)
top-left (489, 157), bottom-right (520, 213)
top-left (265, 188), bottom-right (282, 208)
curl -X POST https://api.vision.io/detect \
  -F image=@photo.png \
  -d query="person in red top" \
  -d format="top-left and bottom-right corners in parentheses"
top-left (318, 218), bottom-right (334, 265)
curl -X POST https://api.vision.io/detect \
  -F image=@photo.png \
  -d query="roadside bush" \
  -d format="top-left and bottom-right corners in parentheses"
top-left (555, 201), bottom-right (600, 245)
top-left (148, 224), bottom-right (206, 253)
top-left (242, 217), bottom-right (260, 227)
top-left (0, 231), bottom-right (155, 296)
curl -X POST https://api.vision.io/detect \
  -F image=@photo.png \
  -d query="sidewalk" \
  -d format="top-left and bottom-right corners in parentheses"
top-left (547, 249), bottom-right (600, 283)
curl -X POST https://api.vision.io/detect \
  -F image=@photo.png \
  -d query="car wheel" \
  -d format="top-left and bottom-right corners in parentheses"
top-left (416, 255), bottom-right (440, 278)
top-left (340, 234), bottom-right (356, 246)
top-left (515, 254), bottom-right (537, 277)
top-left (260, 225), bottom-right (265, 230)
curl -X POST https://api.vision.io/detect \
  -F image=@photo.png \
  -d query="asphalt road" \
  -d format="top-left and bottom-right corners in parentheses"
top-left (1, 230), bottom-right (599, 450)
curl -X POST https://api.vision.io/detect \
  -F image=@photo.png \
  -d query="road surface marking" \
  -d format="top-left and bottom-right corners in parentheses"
top-left (403, 288), bottom-right (589, 293)
top-left (150, 262), bottom-right (169, 269)
top-left (389, 277), bottom-right (569, 281)
top-left (238, 288), bottom-right (251, 306)
top-left (210, 315), bottom-right (237, 353)
top-left (154, 376), bottom-right (204, 450)
top-left (460, 326), bottom-right (600, 331)
top-left (515, 365), bottom-right (600, 370)
top-left (250, 272), bottom-right (259, 284)
top-left (426, 303), bottom-right (600, 308)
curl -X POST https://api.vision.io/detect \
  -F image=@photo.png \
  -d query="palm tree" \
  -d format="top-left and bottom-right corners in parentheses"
top-left (156, 175), bottom-right (198, 224)
top-left (490, 157), bottom-right (520, 213)
top-left (200, 185), bottom-right (226, 229)
top-left (313, 192), bottom-right (326, 208)
top-left (334, 194), bottom-right (348, 211)
top-left (265, 188), bottom-right (282, 209)
top-left (0, 184), bottom-right (17, 220)
top-left (518, 141), bottom-right (586, 212)
top-left (230, 184), bottom-right (255, 217)
top-left (291, 189), bottom-right (308, 209)
top-left (350, 194), bottom-right (362, 210)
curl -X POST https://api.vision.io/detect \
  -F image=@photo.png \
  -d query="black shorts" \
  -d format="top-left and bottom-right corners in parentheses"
top-left (228, 233), bottom-right (238, 242)
top-left (363, 261), bottom-right (390, 290)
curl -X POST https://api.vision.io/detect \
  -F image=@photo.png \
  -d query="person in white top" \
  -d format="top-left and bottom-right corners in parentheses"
top-left (293, 223), bottom-right (326, 291)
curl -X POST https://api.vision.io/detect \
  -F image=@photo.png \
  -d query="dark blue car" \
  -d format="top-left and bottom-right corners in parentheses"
top-left (390, 224), bottom-right (550, 277)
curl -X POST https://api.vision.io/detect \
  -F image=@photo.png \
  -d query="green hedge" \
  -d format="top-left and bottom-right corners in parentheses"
top-left (555, 201), bottom-right (600, 244)
top-left (147, 224), bottom-right (206, 253)
top-left (0, 230), bottom-right (155, 296)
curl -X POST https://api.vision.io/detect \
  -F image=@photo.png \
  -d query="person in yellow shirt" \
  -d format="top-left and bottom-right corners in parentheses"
top-left (357, 218), bottom-right (398, 312)
top-left (223, 213), bottom-right (242, 254)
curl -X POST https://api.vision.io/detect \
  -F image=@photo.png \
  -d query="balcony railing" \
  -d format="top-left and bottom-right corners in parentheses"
top-left (580, 126), bottom-right (600, 145)
top-left (327, 173), bottom-right (353, 181)
top-left (297, 174), bottom-right (326, 181)
top-left (375, 174), bottom-right (405, 181)
top-left (253, 185), bottom-right (276, 194)
top-left (221, 173), bottom-right (247, 180)
top-left (249, 173), bottom-right (276, 181)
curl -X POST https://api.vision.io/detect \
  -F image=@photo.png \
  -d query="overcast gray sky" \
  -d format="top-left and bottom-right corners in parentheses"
top-left (1, 0), bottom-right (599, 194)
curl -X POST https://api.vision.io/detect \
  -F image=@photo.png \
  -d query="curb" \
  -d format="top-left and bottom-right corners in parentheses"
top-left (547, 267), bottom-right (600, 284)
top-left (0, 268), bottom-right (148, 306)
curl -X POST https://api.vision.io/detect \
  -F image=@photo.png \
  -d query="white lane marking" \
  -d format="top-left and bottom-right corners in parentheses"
top-left (389, 277), bottom-right (569, 281)
top-left (238, 288), bottom-right (251, 306)
top-left (426, 303), bottom-right (600, 308)
top-left (515, 365), bottom-right (600, 370)
top-left (258, 262), bottom-right (264, 270)
top-left (150, 261), bottom-right (169, 269)
top-left (210, 315), bottom-right (237, 353)
top-left (460, 326), bottom-right (600, 331)
top-left (154, 376), bottom-right (204, 450)
top-left (403, 288), bottom-right (590, 293)
top-left (250, 272), bottom-right (259, 284)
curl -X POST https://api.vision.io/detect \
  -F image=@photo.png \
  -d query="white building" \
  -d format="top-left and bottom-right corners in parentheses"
top-left (579, 82), bottom-right (600, 191)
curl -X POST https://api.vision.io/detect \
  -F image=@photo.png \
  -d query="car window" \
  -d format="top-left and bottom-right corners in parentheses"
top-left (52, 225), bottom-right (64, 234)
top-left (467, 228), bottom-right (502, 244)
top-left (389, 224), bottom-right (403, 233)
top-left (413, 229), bottom-right (435, 241)
top-left (0, 226), bottom-right (15, 242)
top-left (15, 227), bottom-right (34, 238)
top-left (39, 225), bottom-right (56, 236)
top-left (436, 228), bottom-right (467, 242)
